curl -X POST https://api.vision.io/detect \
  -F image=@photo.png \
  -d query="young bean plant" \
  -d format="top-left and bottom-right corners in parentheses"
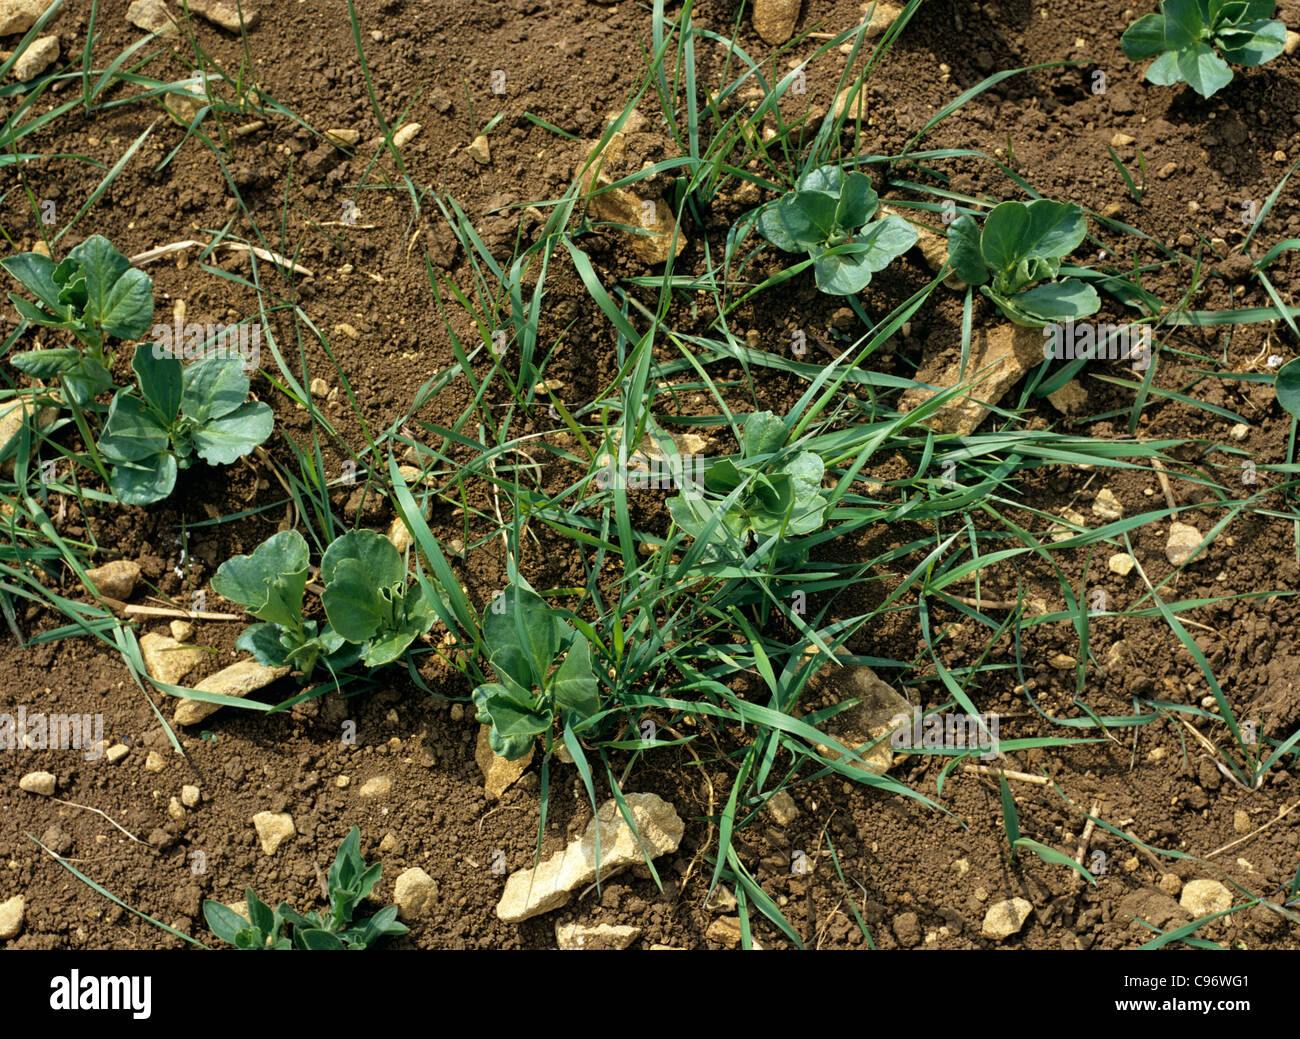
top-left (757, 165), bottom-right (917, 295)
top-left (1, 235), bottom-right (153, 405)
top-left (1121, 0), bottom-right (1286, 99)
top-left (947, 199), bottom-right (1101, 326)
top-left (202, 827), bottom-right (407, 950)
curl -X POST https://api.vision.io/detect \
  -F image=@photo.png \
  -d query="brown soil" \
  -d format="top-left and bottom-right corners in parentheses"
top-left (1, 0), bottom-right (1298, 950)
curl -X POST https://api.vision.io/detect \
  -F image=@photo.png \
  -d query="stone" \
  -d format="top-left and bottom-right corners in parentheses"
top-left (706, 915), bottom-right (742, 947)
top-left (765, 790), bottom-right (799, 826)
top-left (576, 112), bottom-right (685, 266)
top-left (898, 325), bottom-right (1046, 436)
top-left (497, 793), bottom-right (684, 922)
top-left (1108, 553), bottom-right (1136, 577)
top-left (556, 921), bottom-right (641, 950)
top-left (335, 775), bottom-right (350, 788)
top-left (0, 396), bottom-right (56, 476)
top-left (393, 867), bottom-right (437, 921)
top-left (862, 1), bottom-right (902, 37)
top-left (810, 660), bottom-right (912, 775)
top-left (324, 128), bottom-right (360, 148)
top-left (19, 770), bottom-right (55, 796)
top-left (173, 659), bottom-right (291, 725)
top-left (126, 0), bottom-right (177, 37)
top-left (0, 895), bottom-right (24, 940)
top-left (1158, 873), bottom-right (1182, 897)
top-left (893, 910), bottom-right (922, 947)
top-left (1229, 423), bottom-right (1249, 441)
top-left (1166, 522), bottom-right (1202, 567)
top-left (7, 33), bottom-right (56, 81)
top-left (1046, 379), bottom-right (1087, 415)
top-left (386, 517), bottom-right (414, 554)
top-left (167, 796), bottom-right (185, 820)
top-left (1233, 809), bottom-right (1251, 834)
top-left (144, 750), bottom-right (167, 772)
top-left (981, 898), bottom-right (1033, 940)
top-left (105, 743), bottom-right (129, 764)
top-left (309, 377), bottom-right (329, 398)
top-left (752, 0), bottom-right (800, 44)
top-left (1092, 488), bottom-right (1123, 521)
top-left (1180, 879), bottom-right (1233, 917)
top-left (392, 122), bottom-right (421, 148)
top-left (185, 0), bottom-right (259, 31)
top-left (465, 134), bottom-right (491, 164)
top-left (181, 785), bottom-right (200, 808)
top-left (1120, 887), bottom-right (1190, 929)
top-left (1111, 132), bottom-right (1136, 147)
top-left (1287, 29), bottom-right (1300, 56)
top-left (140, 632), bottom-right (206, 687)
top-left (476, 725), bottom-right (534, 800)
top-left (252, 811), bottom-right (295, 855)
top-left (85, 560), bottom-right (140, 601)
top-left (359, 775), bottom-right (392, 798)
top-left (0, 1), bottom-right (51, 36)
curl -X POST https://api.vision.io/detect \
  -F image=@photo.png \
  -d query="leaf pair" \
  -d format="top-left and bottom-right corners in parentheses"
top-left (202, 828), bottom-right (407, 950)
top-left (472, 580), bottom-right (601, 760)
top-left (96, 344), bottom-right (273, 505)
top-left (1121, 0), bottom-right (1286, 99)
top-left (757, 165), bottom-right (918, 295)
top-left (666, 411), bottom-right (830, 564)
top-left (947, 199), bottom-right (1100, 326)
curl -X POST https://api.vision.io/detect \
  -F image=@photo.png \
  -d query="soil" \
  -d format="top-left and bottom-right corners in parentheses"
top-left (1, 0), bottom-right (1298, 950)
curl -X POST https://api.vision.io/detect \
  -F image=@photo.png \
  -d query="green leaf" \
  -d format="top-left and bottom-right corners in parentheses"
top-left (471, 682), bottom-right (548, 759)
top-left (132, 342), bottom-right (182, 423)
top-left (213, 530), bottom-right (311, 626)
top-left (323, 558), bottom-right (389, 643)
top-left (97, 268), bottom-right (154, 341)
top-left (191, 400), bottom-right (273, 466)
top-left (812, 214), bottom-right (917, 294)
top-left (1163, 0), bottom-right (1205, 48)
top-left (1020, 199), bottom-right (1088, 261)
top-left (1144, 48), bottom-right (1185, 85)
top-left (483, 583), bottom-right (560, 690)
top-left (798, 165), bottom-right (844, 194)
top-left (741, 411), bottom-right (787, 458)
top-left (1, 252), bottom-right (65, 313)
top-left (1121, 12), bottom-right (1171, 58)
top-left (9, 348), bottom-right (82, 379)
top-left (1216, 19), bottom-right (1286, 65)
top-left (946, 214), bottom-right (989, 285)
top-left (321, 529), bottom-right (405, 587)
top-left (834, 172), bottom-right (878, 229)
top-left (9, 294), bottom-right (69, 328)
top-left (756, 200), bottom-right (800, 253)
top-left (202, 901), bottom-right (251, 947)
top-left (108, 452), bottom-right (178, 506)
top-left (1276, 357), bottom-right (1300, 420)
top-left (980, 200), bottom-right (1032, 274)
top-left (1009, 279), bottom-right (1101, 323)
top-left (1176, 40), bottom-right (1234, 96)
top-left (779, 190), bottom-right (840, 246)
top-left (70, 235), bottom-right (154, 340)
top-left (362, 629), bottom-right (420, 667)
top-left (97, 391), bottom-right (170, 463)
top-left (235, 623), bottom-right (294, 667)
top-left (181, 354), bottom-right (253, 423)
top-left (551, 637), bottom-right (600, 717)
top-left (295, 928), bottom-right (346, 950)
